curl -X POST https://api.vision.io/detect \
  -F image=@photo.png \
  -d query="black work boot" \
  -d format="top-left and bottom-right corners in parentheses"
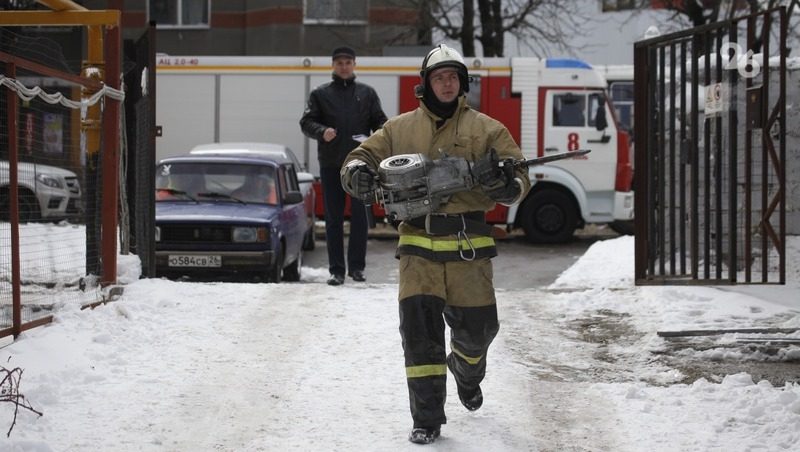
top-left (447, 353), bottom-right (483, 411)
top-left (457, 385), bottom-right (483, 411)
top-left (408, 425), bottom-right (441, 444)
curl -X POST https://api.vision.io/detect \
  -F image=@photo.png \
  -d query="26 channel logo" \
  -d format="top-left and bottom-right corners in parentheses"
top-left (719, 42), bottom-right (762, 78)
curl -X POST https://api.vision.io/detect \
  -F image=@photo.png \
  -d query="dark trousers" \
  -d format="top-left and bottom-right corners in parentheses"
top-left (319, 166), bottom-right (368, 277)
top-left (399, 296), bottom-right (499, 428)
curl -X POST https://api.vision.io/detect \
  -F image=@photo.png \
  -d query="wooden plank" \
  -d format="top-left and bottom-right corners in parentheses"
top-left (657, 327), bottom-right (800, 338)
top-left (0, 10), bottom-right (119, 27)
top-left (736, 337), bottom-right (800, 344)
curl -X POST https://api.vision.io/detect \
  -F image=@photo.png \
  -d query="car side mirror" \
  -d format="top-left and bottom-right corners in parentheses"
top-left (595, 100), bottom-right (608, 131)
top-left (283, 191), bottom-right (304, 205)
top-left (297, 172), bottom-right (314, 184)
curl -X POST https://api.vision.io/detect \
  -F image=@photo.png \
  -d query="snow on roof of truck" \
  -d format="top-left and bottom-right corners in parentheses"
top-left (545, 58), bottom-right (593, 70)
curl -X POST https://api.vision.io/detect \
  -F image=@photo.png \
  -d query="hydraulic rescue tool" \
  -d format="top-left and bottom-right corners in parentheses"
top-left (370, 149), bottom-right (591, 221)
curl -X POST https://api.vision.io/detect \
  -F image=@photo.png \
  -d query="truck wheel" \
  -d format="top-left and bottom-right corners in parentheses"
top-left (283, 249), bottom-right (302, 282)
top-left (265, 244), bottom-right (283, 283)
top-left (519, 189), bottom-right (577, 244)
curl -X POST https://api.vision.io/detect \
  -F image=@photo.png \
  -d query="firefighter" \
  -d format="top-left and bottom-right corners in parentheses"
top-left (340, 44), bottom-right (531, 444)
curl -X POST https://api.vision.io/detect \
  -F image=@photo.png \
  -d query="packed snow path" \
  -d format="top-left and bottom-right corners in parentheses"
top-left (2, 246), bottom-right (799, 451)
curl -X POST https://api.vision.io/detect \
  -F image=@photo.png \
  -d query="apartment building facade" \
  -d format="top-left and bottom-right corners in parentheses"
top-left (82, 0), bottom-right (423, 56)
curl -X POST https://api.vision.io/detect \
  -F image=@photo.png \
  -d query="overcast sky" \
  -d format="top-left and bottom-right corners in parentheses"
top-left (437, 1), bottom-right (799, 65)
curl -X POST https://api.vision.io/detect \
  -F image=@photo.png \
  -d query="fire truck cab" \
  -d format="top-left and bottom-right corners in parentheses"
top-left (503, 58), bottom-right (634, 242)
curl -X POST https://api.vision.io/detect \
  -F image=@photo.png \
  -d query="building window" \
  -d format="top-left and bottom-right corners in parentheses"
top-left (601, 0), bottom-right (638, 12)
top-left (304, 0), bottom-right (367, 25)
top-left (149, 0), bottom-right (210, 28)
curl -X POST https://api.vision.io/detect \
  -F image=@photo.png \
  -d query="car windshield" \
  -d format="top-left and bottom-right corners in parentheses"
top-left (156, 162), bottom-right (277, 205)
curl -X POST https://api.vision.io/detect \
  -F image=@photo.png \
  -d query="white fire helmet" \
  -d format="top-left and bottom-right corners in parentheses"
top-left (417, 44), bottom-right (470, 97)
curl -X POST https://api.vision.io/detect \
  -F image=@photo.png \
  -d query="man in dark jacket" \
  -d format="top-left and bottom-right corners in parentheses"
top-left (300, 46), bottom-right (388, 286)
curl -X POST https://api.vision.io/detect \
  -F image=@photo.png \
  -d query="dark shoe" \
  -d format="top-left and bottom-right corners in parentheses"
top-left (348, 270), bottom-right (366, 282)
top-left (447, 353), bottom-right (483, 411)
top-left (327, 274), bottom-right (345, 286)
top-left (408, 426), bottom-right (440, 444)
top-left (457, 385), bottom-right (483, 411)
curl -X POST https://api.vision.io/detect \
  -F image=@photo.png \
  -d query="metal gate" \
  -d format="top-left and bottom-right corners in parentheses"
top-left (633, 7), bottom-right (787, 285)
top-left (121, 24), bottom-right (157, 278)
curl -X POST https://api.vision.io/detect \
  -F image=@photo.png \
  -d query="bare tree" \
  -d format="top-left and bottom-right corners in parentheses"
top-left (635, 0), bottom-right (799, 55)
top-left (409, 0), bottom-right (591, 57)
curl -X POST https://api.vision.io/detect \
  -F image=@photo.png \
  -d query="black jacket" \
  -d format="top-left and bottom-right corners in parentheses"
top-left (300, 74), bottom-right (388, 169)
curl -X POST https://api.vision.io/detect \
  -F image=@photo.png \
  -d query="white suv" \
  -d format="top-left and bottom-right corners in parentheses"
top-left (0, 160), bottom-right (83, 222)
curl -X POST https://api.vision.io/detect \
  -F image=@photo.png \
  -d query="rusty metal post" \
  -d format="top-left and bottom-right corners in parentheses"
top-left (101, 24), bottom-right (121, 286)
top-left (690, 33), bottom-right (700, 281)
top-left (727, 24), bottom-right (739, 283)
top-left (761, 14), bottom-right (771, 281)
top-left (744, 15), bottom-right (756, 282)
top-left (6, 62), bottom-right (21, 337)
top-left (82, 25), bottom-right (104, 278)
top-left (146, 21), bottom-right (158, 277)
top-left (633, 40), bottom-right (649, 283)
top-left (83, 22), bottom-right (105, 156)
top-left (779, 7), bottom-right (787, 284)
top-left (668, 43), bottom-right (677, 276)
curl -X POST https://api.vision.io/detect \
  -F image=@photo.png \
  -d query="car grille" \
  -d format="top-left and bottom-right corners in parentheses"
top-left (64, 177), bottom-right (81, 195)
top-left (48, 197), bottom-right (64, 209)
top-left (160, 225), bottom-right (232, 243)
top-left (66, 198), bottom-right (82, 214)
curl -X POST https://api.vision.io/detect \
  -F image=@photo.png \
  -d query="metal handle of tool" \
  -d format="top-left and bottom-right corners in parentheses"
top-left (500, 149), bottom-right (591, 170)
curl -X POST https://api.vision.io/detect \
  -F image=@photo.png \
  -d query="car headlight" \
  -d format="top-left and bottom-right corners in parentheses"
top-left (36, 173), bottom-right (64, 189)
top-left (232, 227), bottom-right (268, 243)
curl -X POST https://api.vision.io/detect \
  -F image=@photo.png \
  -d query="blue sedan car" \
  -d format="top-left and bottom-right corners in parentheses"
top-left (155, 149), bottom-right (310, 282)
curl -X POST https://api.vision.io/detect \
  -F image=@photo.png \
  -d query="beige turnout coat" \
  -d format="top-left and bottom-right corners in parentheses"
top-left (343, 96), bottom-right (530, 220)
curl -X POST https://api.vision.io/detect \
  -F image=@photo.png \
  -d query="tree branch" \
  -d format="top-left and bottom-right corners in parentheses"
top-left (1, 366), bottom-right (43, 437)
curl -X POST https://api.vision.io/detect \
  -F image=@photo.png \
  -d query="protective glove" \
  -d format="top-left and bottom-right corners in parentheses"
top-left (471, 148), bottom-right (522, 204)
top-left (341, 159), bottom-right (378, 204)
top-left (485, 178), bottom-right (522, 204)
top-left (472, 148), bottom-right (512, 187)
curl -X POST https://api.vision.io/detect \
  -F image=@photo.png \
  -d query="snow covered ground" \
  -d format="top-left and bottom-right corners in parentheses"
top-left (0, 231), bottom-right (798, 451)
